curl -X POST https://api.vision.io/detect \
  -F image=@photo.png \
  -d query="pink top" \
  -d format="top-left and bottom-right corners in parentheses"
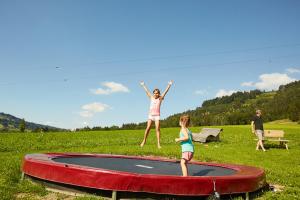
top-left (149, 97), bottom-right (162, 116)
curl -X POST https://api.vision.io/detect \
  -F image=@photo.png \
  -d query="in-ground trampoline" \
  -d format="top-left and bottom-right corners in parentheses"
top-left (22, 153), bottom-right (266, 197)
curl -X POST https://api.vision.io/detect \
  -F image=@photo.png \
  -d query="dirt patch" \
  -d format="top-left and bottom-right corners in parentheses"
top-left (16, 192), bottom-right (76, 200)
top-left (270, 184), bottom-right (285, 192)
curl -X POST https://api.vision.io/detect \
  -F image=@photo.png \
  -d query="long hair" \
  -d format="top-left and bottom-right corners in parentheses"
top-left (180, 115), bottom-right (190, 127)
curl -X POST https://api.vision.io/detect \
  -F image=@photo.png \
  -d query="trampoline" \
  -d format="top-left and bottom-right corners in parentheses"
top-left (22, 153), bottom-right (266, 197)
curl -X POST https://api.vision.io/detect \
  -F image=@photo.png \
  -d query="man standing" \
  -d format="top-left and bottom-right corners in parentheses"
top-left (251, 110), bottom-right (266, 151)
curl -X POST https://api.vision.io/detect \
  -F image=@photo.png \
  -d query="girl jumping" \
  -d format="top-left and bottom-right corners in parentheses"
top-left (140, 80), bottom-right (173, 148)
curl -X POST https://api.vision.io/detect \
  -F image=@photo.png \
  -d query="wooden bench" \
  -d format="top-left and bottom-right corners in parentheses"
top-left (260, 130), bottom-right (289, 150)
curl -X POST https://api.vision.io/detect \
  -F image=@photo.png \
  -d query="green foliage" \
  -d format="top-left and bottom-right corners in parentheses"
top-left (202, 89), bottom-right (262, 107)
top-left (0, 124), bottom-right (299, 199)
top-left (159, 81), bottom-right (300, 128)
top-left (3, 81), bottom-right (299, 133)
top-left (0, 112), bottom-right (67, 132)
top-left (79, 81), bottom-right (300, 131)
top-left (19, 119), bottom-right (26, 133)
top-left (270, 82), bottom-right (300, 121)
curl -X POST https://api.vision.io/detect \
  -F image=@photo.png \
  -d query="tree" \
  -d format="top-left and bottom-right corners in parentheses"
top-left (19, 118), bottom-right (26, 132)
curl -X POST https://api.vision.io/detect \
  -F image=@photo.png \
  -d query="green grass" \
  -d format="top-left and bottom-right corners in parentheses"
top-left (0, 124), bottom-right (299, 199)
top-left (266, 119), bottom-right (299, 125)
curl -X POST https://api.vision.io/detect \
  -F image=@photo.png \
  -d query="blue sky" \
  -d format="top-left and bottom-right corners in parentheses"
top-left (0, 0), bottom-right (300, 129)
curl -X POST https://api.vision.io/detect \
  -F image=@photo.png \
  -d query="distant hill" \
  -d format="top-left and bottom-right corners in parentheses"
top-left (77, 80), bottom-right (299, 131)
top-left (0, 113), bottom-right (67, 132)
top-left (122, 80), bottom-right (300, 130)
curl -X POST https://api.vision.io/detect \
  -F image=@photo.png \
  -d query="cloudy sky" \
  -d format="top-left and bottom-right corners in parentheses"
top-left (0, 0), bottom-right (300, 129)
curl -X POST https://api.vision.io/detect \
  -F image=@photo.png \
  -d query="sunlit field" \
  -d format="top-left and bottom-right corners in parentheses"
top-left (0, 124), bottom-right (299, 199)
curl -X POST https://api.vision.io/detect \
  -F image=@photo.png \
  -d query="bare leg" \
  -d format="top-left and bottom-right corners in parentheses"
top-left (154, 120), bottom-right (161, 148)
top-left (259, 140), bottom-right (266, 151)
top-left (140, 120), bottom-right (152, 147)
top-left (181, 159), bottom-right (188, 176)
top-left (256, 141), bottom-right (260, 150)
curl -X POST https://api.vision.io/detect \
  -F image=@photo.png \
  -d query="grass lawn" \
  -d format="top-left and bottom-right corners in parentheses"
top-left (0, 124), bottom-right (299, 199)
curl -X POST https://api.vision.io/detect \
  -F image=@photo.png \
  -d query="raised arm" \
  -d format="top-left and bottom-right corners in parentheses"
top-left (161, 80), bottom-right (173, 99)
top-left (140, 81), bottom-right (152, 98)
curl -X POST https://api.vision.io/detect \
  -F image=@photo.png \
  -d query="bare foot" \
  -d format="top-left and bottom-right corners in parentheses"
top-left (140, 141), bottom-right (145, 147)
top-left (158, 145), bottom-right (162, 149)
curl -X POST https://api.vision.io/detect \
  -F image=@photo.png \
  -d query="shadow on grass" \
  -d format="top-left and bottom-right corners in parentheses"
top-left (264, 143), bottom-right (289, 150)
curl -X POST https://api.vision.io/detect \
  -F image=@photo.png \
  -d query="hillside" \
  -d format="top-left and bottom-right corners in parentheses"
top-left (160, 80), bottom-right (300, 127)
top-left (4, 81), bottom-right (299, 132)
top-left (77, 80), bottom-right (299, 131)
top-left (0, 112), bottom-right (67, 132)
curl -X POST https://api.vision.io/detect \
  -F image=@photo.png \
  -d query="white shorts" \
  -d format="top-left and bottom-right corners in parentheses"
top-left (148, 115), bottom-right (160, 121)
top-left (255, 130), bottom-right (264, 140)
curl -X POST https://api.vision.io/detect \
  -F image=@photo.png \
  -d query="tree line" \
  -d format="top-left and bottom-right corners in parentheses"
top-left (6, 81), bottom-right (298, 133)
top-left (75, 80), bottom-right (300, 131)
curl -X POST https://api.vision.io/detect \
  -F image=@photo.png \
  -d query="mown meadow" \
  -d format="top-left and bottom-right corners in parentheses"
top-left (0, 124), bottom-right (299, 200)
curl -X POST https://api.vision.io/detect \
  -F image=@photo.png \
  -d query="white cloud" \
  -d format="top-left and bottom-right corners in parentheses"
top-left (80, 102), bottom-right (110, 118)
top-left (215, 89), bottom-right (236, 98)
top-left (91, 81), bottom-right (129, 95)
top-left (194, 89), bottom-right (208, 95)
top-left (241, 81), bottom-right (254, 87)
top-left (286, 68), bottom-right (300, 74)
top-left (255, 73), bottom-right (295, 90)
top-left (79, 111), bottom-right (94, 118)
top-left (82, 102), bottom-right (109, 112)
top-left (242, 73), bottom-right (296, 91)
top-left (83, 122), bottom-right (88, 126)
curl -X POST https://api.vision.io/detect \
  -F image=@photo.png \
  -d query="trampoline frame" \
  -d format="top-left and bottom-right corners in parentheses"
top-left (22, 153), bottom-right (266, 196)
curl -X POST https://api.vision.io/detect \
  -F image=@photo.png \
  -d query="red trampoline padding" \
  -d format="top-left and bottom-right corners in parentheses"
top-left (22, 153), bottom-right (266, 196)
